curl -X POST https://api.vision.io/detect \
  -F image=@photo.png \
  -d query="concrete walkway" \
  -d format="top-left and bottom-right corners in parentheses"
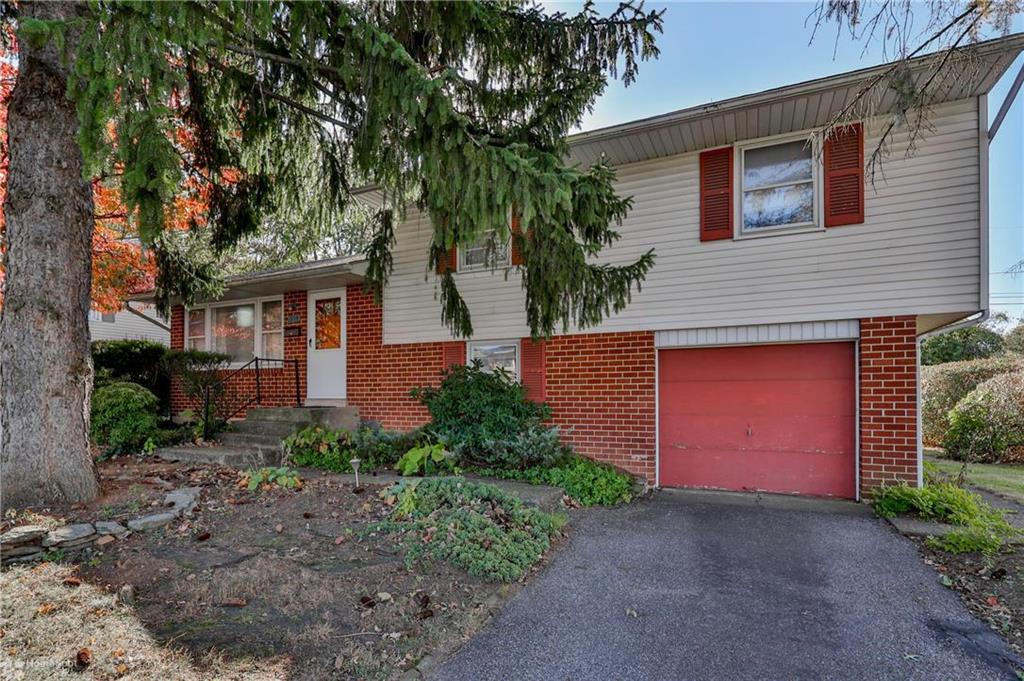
top-left (432, 490), bottom-right (1022, 681)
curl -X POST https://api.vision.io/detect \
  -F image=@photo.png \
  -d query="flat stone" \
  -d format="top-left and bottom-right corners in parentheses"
top-left (94, 521), bottom-right (128, 536)
top-left (164, 487), bottom-right (201, 514)
top-left (2, 551), bottom-right (43, 564)
top-left (55, 536), bottom-right (100, 550)
top-left (42, 523), bottom-right (95, 547)
top-left (127, 512), bottom-right (176, 532)
top-left (0, 525), bottom-right (47, 546)
top-left (886, 515), bottom-right (956, 538)
top-left (95, 535), bottom-right (116, 547)
top-left (2, 542), bottom-right (47, 557)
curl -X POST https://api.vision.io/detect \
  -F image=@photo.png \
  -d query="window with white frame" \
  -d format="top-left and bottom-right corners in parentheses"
top-left (458, 231), bottom-right (510, 272)
top-left (739, 137), bottom-right (817, 234)
top-left (186, 297), bottom-right (283, 364)
top-left (468, 340), bottom-right (519, 376)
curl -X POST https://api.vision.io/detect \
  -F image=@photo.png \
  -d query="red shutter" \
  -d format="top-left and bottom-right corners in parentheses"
top-left (442, 341), bottom-right (465, 369)
top-left (824, 122), bottom-right (864, 227)
top-left (520, 338), bottom-right (546, 402)
top-left (435, 245), bottom-right (458, 274)
top-left (510, 211), bottom-right (524, 266)
top-left (699, 147), bottom-right (733, 241)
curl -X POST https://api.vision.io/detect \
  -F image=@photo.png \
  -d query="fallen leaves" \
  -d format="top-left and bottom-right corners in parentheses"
top-left (36, 602), bottom-right (56, 616)
top-left (194, 531), bottom-right (211, 542)
top-left (220, 598), bottom-right (247, 608)
top-left (62, 576), bottom-right (81, 587)
top-left (359, 595), bottom-right (376, 609)
top-left (75, 647), bottom-right (92, 669)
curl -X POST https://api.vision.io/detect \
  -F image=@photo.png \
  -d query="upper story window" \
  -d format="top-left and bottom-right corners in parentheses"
top-left (738, 137), bottom-right (818, 235)
top-left (468, 340), bottom-right (519, 377)
top-left (458, 231), bottom-right (510, 272)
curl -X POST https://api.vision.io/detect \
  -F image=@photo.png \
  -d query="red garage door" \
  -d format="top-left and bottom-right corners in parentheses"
top-left (659, 342), bottom-right (856, 498)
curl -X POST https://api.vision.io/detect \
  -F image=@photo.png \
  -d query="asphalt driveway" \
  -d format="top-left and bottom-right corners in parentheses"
top-left (433, 490), bottom-right (1022, 681)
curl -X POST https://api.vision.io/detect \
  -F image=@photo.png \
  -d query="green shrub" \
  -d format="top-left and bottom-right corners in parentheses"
top-left (242, 467), bottom-right (302, 490)
top-left (350, 427), bottom-right (430, 470)
top-left (1006, 324), bottom-right (1024, 355)
top-left (92, 339), bottom-right (171, 409)
top-left (872, 482), bottom-right (1020, 554)
top-left (373, 478), bottom-right (565, 582)
top-left (90, 381), bottom-right (160, 456)
top-left (411, 363), bottom-right (550, 469)
top-left (284, 425), bottom-right (353, 472)
top-left (921, 326), bottom-right (1005, 365)
top-left (477, 456), bottom-right (635, 506)
top-left (163, 349), bottom-right (231, 433)
top-left (921, 355), bottom-right (1021, 445)
top-left (476, 425), bottom-right (573, 471)
top-left (396, 443), bottom-right (457, 476)
top-left (944, 372), bottom-right (1024, 463)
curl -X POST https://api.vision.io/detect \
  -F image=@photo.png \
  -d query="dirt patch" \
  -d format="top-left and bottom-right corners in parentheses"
top-left (5, 459), bottom-right (559, 679)
top-left (919, 542), bottom-right (1024, 658)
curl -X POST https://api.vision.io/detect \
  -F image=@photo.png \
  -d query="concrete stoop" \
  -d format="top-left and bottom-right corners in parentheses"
top-left (156, 405), bottom-right (360, 469)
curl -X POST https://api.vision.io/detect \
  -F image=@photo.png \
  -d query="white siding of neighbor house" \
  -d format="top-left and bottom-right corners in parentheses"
top-left (382, 98), bottom-right (981, 345)
top-left (89, 304), bottom-right (170, 345)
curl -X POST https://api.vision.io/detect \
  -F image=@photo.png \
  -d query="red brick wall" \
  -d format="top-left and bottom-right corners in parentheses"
top-left (859, 315), bottom-right (919, 492)
top-left (169, 291), bottom-right (308, 417)
top-left (346, 286), bottom-right (457, 430)
top-left (545, 332), bottom-right (657, 481)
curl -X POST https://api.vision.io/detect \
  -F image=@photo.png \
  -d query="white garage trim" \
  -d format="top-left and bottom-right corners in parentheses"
top-left (655, 320), bottom-right (860, 349)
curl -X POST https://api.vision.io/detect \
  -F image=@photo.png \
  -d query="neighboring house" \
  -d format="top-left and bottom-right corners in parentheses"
top-left (89, 303), bottom-right (170, 345)
top-left (145, 35), bottom-right (1024, 500)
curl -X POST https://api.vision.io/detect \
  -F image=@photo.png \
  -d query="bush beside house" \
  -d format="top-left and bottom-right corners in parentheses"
top-left (944, 372), bottom-right (1024, 463)
top-left (921, 355), bottom-right (1022, 446)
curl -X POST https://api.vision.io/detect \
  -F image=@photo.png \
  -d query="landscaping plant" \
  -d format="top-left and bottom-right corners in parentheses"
top-left (395, 443), bottom-right (457, 476)
top-left (944, 372), bottom-right (1024, 464)
top-left (240, 467), bottom-right (302, 491)
top-left (91, 339), bottom-right (171, 410)
top-left (477, 456), bottom-right (636, 506)
top-left (921, 355), bottom-right (1021, 445)
top-left (373, 478), bottom-right (566, 582)
top-left (162, 349), bottom-right (231, 436)
top-left (284, 425), bottom-right (353, 472)
top-left (90, 381), bottom-right (161, 457)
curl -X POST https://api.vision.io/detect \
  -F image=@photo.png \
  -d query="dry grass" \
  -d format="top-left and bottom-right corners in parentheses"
top-left (0, 562), bottom-right (289, 680)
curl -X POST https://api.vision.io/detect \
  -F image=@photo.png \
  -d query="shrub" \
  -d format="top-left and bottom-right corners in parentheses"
top-left (350, 427), bottom-right (430, 470)
top-left (872, 482), bottom-right (1021, 554)
top-left (163, 349), bottom-right (231, 433)
top-left (944, 372), bottom-right (1024, 463)
top-left (921, 326), bottom-right (1005, 365)
top-left (284, 425), bottom-right (353, 472)
top-left (1006, 324), bottom-right (1024, 355)
top-left (477, 456), bottom-right (635, 506)
top-left (921, 355), bottom-right (1021, 445)
top-left (475, 425), bottom-right (573, 471)
top-left (373, 478), bottom-right (566, 582)
top-left (90, 381), bottom-right (160, 456)
top-left (91, 340), bottom-right (170, 409)
top-left (241, 467), bottom-right (302, 490)
top-left (411, 362), bottom-right (551, 469)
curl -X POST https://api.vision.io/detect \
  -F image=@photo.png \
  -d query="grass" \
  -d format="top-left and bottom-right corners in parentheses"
top-left (926, 451), bottom-right (1024, 505)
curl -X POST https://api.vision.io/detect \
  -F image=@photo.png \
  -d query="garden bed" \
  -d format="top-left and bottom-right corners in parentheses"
top-left (1, 459), bottom-right (568, 680)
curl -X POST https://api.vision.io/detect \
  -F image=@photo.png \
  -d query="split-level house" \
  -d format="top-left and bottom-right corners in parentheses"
top-left (146, 35), bottom-right (1024, 500)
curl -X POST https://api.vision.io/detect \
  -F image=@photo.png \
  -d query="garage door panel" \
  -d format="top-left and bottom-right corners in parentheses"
top-left (658, 342), bottom-right (856, 498)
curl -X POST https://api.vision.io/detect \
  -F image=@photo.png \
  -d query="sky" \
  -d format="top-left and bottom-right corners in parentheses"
top-left (545, 1), bottom-right (1024, 322)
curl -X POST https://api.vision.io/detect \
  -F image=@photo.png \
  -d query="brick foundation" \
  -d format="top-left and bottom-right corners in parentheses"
top-left (859, 315), bottom-right (919, 492)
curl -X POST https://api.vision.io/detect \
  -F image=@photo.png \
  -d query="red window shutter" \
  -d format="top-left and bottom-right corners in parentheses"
top-left (442, 342), bottom-right (465, 368)
top-left (520, 338), bottom-right (546, 402)
top-left (699, 147), bottom-right (733, 242)
top-left (824, 122), bottom-right (864, 227)
top-left (435, 245), bottom-right (458, 274)
top-left (510, 211), bottom-right (525, 267)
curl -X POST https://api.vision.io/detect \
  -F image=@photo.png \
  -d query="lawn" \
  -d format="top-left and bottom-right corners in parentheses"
top-left (926, 452), bottom-right (1024, 504)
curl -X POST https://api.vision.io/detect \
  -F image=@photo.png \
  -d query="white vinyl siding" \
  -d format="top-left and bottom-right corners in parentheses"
top-left (382, 98), bottom-right (981, 345)
top-left (88, 305), bottom-right (170, 345)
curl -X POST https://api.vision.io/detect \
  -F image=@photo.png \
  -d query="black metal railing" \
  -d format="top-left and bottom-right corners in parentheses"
top-left (202, 357), bottom-right (302, 438)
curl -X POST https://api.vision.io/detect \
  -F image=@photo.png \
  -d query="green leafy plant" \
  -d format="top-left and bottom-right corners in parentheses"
top-left (872, 482), bottom-right (1021, 554)
top-left (284, 425), bottom-right (353, 472)
top-left (396, 443), bottom-right (456, 476)
top-left (477, 456), bottom-right (635, 506)
top-left (372, 478), bottom-right (566, 582)
top-left (478, 425), bottom-right (574, 471)
top-left (922, 326), bottom-right (1006, 365)
top-left (411, 362), bottom-right (552, 469)
top-left (242, 467), bottom-right (303, 491)
top-left (90, 381), bottom-right (160, 456)
top-left (944, 372), bottom-right (1024, 463)
top-left (162, 349), bottom-right (231, 435)
top-left (92, 339), bottom-right (171, 410)
top-left (921, 355), bottom-right (1021, 445)
top-left (349, 427), bottom-right (429, 470)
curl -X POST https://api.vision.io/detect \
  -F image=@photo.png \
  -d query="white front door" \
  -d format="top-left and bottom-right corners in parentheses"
top-left (306, 289), bottom-right (346, 400)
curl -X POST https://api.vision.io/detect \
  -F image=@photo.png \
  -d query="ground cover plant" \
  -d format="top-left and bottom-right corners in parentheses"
top-left (873, 482), bottom-right (1022, 555)
top-left (371, 477), bottom-right (566, 583)
top-left (284, 425), bottom-right (429, 473)
top-left (477, 456), bottom-right (636, 506)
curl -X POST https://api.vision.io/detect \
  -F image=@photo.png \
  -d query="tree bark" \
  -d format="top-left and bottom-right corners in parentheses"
top-left (0, 1), bottom-right (99, 508)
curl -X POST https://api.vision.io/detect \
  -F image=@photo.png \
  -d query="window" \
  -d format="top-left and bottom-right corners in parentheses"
top-left (186, 297), bottom-right (284, 364)
top-left (458, 231), bottom-right (510, 272)
top-left (101, 312), bottom-right (116, 323)
top-left (261, 300), bottom-right (284, 359)
top-left (468, 341), bottom-right (519, 376)
top-left (739, 137), bottom-right (817, 234)
top-left (186, 309), bottom-right (206, 350)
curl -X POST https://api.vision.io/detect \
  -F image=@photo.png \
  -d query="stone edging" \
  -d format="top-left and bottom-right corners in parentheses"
top-left (0, 487), bottom-right (201, 565)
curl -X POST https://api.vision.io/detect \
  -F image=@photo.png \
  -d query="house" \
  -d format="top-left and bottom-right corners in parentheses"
top-left (89, 302), bottom-right (170, 345)
top-left (146, 35), bottom-right (1024, 500)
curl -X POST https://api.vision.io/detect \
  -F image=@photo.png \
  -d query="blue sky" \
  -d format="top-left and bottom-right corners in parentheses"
top-left (546, 1), bottom-right (1024, 322)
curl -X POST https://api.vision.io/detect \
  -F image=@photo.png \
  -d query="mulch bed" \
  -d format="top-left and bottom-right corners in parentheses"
top-left (6, 459), bottom-right (557, 680)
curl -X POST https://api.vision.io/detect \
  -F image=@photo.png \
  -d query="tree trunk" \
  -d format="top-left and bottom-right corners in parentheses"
top-left (0, 1), bottom-right (99, 508)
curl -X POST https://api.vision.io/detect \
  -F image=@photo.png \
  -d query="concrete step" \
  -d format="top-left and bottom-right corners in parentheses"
top-left (217, 432), bottom-right (285, 454)
top-left (231, 418), bottom-right (302, 438)
top-left (155, 445), bottom-right (280, 468)
top-left (246, 406), bottom-right (360, 431)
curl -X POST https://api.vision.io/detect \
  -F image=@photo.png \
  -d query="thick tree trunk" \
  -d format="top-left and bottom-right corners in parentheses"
top-left (0, 1), bottom-right (99, 508)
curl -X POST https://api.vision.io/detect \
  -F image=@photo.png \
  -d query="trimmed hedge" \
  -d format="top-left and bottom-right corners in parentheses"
top-left (921, 355), bottom-right (1021, 445)
top-left (944, 372), bottom-right (1024, 463)
top-left (90, 381), bottom-right (160, 456)
top-left (91, 339), bottom-right (170, 411)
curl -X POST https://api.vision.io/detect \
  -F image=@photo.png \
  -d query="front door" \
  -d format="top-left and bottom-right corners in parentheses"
top-left (306, 289), bottom-right (346, 400)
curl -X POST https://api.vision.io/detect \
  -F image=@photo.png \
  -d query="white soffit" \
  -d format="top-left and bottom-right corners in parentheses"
top-left (655, 320), bottom-right (860, 349)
